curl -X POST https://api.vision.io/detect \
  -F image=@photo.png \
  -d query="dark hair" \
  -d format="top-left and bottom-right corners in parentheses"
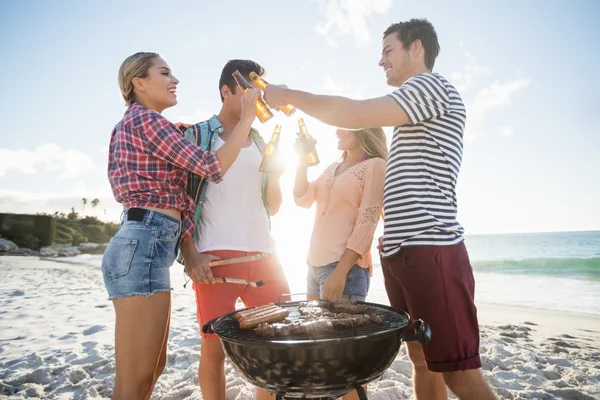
top-left (383, 19), bottom-right (440, 71)
top-left (218, 59), bottom-right (265, 102)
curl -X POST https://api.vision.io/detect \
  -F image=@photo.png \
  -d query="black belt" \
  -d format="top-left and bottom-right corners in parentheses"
top-left (125, 207), bottom-right (149, 222)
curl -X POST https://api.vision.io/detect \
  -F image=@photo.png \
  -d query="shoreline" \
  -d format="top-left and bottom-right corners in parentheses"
top-left (364, 282), bottom-right (600, 345)
top-left (3, 255), bottom-right (600, 347)
top-left (6, 254), bottom-right (600, 329)
top-left (476, 302), bottom-right (600, 345)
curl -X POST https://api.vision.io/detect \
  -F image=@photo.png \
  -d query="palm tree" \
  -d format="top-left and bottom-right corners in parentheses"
top-left (82, 198), bottom-right (88, 216)
top-left (91, 198), bottom-right (100, 209)
top-left (68, 207), bottom-right (78, 220)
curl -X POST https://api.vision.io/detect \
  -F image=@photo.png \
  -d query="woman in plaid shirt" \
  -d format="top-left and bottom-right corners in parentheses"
top-left (102, 52), bottom-right (260, 400)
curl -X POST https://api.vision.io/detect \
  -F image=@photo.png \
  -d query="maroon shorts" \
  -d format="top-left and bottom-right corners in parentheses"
top-left (381, 242), bottom-right (481, 372)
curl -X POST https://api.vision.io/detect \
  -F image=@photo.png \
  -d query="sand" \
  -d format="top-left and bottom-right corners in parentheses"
top-left (1, 256), bottom-right (599, 399)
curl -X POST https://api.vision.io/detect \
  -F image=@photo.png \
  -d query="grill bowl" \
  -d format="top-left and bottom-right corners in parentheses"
top-left (203, 300), bottom-right (430, 399)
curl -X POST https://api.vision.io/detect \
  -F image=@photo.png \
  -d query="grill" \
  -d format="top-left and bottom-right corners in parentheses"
top-left (211, 300), bottom-right (410, 343)
top-left (203, 300), bottom-right (431, 399)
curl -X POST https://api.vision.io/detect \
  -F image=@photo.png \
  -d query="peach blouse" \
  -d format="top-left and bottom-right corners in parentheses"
top-left (294, 157), bottom-right (386, 273)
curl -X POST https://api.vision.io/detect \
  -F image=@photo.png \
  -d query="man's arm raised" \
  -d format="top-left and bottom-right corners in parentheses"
top-left (263, 85), bottom-right (410, 129)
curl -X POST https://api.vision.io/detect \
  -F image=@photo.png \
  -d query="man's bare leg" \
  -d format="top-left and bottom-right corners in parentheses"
top-left (199, 338), bottom-right (227, 400)
top-left (256, 388), bottom-right (275, 400)
top-left (443, 369), bottom-right (497, 400)
top-left (405, 342), bottom-right (447, 400)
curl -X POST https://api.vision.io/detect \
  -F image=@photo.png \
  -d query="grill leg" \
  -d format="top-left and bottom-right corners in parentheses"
top-left (355, 386), bottom-right (368, 400)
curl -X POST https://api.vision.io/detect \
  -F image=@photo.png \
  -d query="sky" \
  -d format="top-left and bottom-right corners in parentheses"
top-left (1, 0), bottom-right (599, 257)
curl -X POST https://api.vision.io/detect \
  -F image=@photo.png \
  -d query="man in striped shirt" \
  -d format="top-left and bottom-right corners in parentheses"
top-left (264, 19), bottom-right (496, 400)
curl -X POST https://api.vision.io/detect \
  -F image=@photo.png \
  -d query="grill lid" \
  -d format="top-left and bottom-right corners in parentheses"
top-left (208, 300), bottom-right (411, 344)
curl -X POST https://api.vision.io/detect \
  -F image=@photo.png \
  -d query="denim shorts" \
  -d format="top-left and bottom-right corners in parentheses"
top-left (101, 209), bottom-right (182, 300)
top-left (307, 261), bottom-right (371, 301)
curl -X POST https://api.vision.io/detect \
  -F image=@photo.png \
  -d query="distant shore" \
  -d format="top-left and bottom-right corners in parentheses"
top-left (0, 238), bottom-right (107, 258)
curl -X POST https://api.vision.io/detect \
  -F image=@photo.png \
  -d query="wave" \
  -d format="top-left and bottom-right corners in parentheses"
top-left (471, 257), bottom-right (600, 280)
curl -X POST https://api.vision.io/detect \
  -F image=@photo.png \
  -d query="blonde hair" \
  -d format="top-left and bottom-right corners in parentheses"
top-left (342, 127), bottom-right (388, 162)
top-left (118, 52), bottom-right (159, 106)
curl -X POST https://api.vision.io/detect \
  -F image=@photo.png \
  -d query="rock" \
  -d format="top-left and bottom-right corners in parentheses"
top-left (41, 245), bottom-right (86, 257)
top-left (57, 247), bottom-right (81, 257)
top-left (5, 248), bottom-right (40, 256)
top-left (40, 247), bottom-right (59, 257)
top-left (79, 242), bottom-right (100, 251)
top-left (0, 238), bottom-right (19, 253)
top-left (79, 242), bottom-right (107, 254)
top-left (19, 248), bottom-right (40, 256)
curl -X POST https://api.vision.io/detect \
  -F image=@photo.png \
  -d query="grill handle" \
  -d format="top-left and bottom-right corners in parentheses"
top-left (202, 317), bottom-right (220, 335)
top-left (401, 319), bottom-right (431, 345)
top-left (278, 292), bottom-right (308, 302)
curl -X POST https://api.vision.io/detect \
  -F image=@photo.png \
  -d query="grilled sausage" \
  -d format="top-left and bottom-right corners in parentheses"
top-left (238, 306), bottom-right (286, 327)
top-left (240, 308), bottom-right (289, 329)
top-left (234, 303), bottom-right (276, 321)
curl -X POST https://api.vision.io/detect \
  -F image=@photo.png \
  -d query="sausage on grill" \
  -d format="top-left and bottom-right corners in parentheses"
top-left (240, 308), bottom-right (289, 329)
top-left (238, 306), bottom-right (285, 326)
top-left (234, 303), bottom-right (276, 321)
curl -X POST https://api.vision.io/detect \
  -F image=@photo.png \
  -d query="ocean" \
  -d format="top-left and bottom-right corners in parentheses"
top-left (366, 230), bottom-right (600, 317)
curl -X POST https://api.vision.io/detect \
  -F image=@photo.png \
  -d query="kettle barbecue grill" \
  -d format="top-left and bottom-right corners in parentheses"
top-left (202, 300), bottom-right (431, 399)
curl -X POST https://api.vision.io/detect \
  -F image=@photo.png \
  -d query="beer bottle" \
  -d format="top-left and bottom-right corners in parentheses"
top-left (297, 118), bottom-right (319, 167)
top-left (259, 124), bottom-right (285, 173)
top-left (232, 70), bottom-right (273, 123)
top-left (248, 71), bottom-right (296, 117)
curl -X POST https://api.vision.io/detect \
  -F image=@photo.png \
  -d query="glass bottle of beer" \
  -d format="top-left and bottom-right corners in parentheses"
top-left (232, 70), bottom-right (273, 123)
top-left (259, 124), bottom-right (285, 173)
top-left (248, 71), bottom-right (296, 117)
top-left (297, 118), bottom-right (319, 166)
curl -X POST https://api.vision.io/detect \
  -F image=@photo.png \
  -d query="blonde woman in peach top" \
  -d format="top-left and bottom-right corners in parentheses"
top-left (294, 128), bottom-right (388, 303)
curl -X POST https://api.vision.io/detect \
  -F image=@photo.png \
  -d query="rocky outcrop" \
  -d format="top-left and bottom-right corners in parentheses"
top-left (0, 238), bottom-right (19, 253)
top-left (39, 247), bottom-right (59, 257)
top-left (78, 242), bottom-right (107, 255)
top-left (1, 240), bottom-right (107, 258)
top-left (1, 238), bottom-right (41, 256)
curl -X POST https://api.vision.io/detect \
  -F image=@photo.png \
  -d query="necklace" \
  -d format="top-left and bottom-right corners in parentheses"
top-left (345, 154), bottom-right (366, 166)
top-left (335, 155), bottom-right (367, 177)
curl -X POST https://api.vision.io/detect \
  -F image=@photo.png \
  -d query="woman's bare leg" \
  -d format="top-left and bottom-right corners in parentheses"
top-left (149, 299), bottom-right (171, 398)
top-left (111, 291), bottom-right (171, 400)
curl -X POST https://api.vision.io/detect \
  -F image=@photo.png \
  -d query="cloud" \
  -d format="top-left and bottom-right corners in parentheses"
top-left (0, 188), bottom-right (121, 221)
top-left (469, 78), bottom-right (530, 123)
top-left (498, 119), bottom-right (524, 138)
top-left (450, 52), bottom-right (493, 93)
top-left (174, 109), bottom-right (213, 125)
top-left (322, 75), bottom-right (365, 98)
top-left (0, 144), bottom-right (94, 179)
top-left (313, 0), bottom-right (392, 47)
top-left (498, 126), bottom-right (516, 138)
top-left (451, 52), bottom-right (530, 140)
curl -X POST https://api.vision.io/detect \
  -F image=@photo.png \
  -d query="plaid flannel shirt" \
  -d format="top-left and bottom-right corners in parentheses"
top-left (108, 102), bottom-right (223, 244)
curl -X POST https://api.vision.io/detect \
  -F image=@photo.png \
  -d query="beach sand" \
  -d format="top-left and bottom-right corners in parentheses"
top-left (1, 256), bottom-right (599, 399)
